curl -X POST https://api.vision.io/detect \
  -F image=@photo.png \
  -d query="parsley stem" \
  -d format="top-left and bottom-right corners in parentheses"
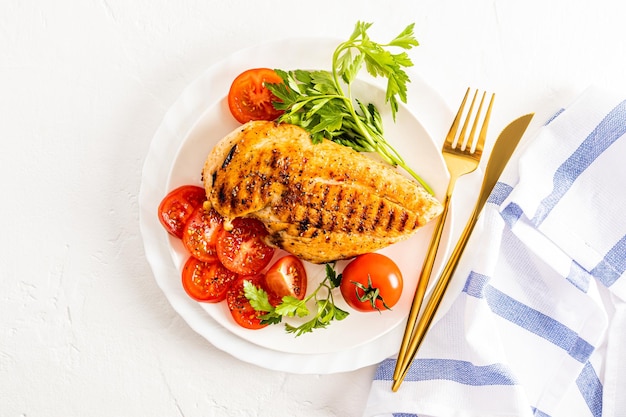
top-left (331, 43), bottom-right (433, 194)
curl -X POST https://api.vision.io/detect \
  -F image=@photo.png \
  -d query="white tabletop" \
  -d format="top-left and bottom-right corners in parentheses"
top-left (2, 1), bottom-right (625, 416)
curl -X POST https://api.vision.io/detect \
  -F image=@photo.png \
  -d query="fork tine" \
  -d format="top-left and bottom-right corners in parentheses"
top-left (475, 93), bottom-right (495, 154)
top-left (444, 87), bottom-right (470, 147)
top-left (457, 90), bottom-right (479, 150)
top-left (467, 92), bottom-right (486, 152)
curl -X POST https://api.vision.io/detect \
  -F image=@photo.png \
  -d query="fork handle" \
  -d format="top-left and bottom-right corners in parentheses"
top-left (393, 192), bottom-right (452, 379)
top-left (392, 203), bottom-right (481, 391)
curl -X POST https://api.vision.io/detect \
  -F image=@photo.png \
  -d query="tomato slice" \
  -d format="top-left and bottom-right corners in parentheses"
top-left (158, 185), bottom-right (206, 238)
top-left (216, 217), bottom-right (275, 275)
top-left (339, 253), bottom-right (403, 312)
top-left (181, 206), bottom-right (224, 262)
top-left (264, 255), bottom-right (307, 301)
top-left (181, 257), bottom-right (239, 303)
top-left (227, 68), bottom-right (284, 124)
top-left (226, 275), bottom-right (269, 329)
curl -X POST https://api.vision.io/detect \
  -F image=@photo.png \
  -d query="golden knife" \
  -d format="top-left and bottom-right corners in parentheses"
top-left (392, 113), bottom-right (535, 391)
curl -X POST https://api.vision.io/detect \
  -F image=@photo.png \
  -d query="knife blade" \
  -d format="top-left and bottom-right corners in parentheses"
top-left (392, 113), bottom-right (535, 391)
top-left (474, 113), bottom-right (535, 212)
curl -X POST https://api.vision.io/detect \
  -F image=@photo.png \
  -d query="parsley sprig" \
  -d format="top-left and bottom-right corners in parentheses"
top-left (267, 22), bottom-right (432, 194)
top-left (244, 264), bottom-right (349, 336)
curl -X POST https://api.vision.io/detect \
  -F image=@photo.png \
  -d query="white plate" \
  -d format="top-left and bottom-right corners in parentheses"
top-left (139, 37), bottom-right (452, 373)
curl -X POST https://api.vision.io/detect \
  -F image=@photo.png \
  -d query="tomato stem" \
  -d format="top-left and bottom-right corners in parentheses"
top-left (352, 274), bottom-right (392, 312)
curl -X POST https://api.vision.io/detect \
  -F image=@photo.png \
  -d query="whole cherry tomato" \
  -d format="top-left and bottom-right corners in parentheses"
top-left (340, 253), bottom-right (403, 312)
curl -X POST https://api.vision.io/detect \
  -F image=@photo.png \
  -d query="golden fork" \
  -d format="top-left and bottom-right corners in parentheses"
top-left (393, 88), bottom-right (495, 382)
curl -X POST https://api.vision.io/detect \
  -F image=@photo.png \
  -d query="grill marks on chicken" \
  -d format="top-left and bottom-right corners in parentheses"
top-left (203, 121), bottom-right (442, 264)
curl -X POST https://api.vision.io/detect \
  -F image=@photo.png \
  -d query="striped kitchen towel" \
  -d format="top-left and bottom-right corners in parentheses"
top-left (364, 86), bottom-right (626, 417)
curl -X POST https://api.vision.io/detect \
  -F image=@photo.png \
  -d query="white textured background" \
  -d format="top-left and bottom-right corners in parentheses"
top-left (2, 0), bottom-right (626, 416)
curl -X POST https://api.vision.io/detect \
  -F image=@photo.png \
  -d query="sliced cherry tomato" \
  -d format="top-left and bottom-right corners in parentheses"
top-left (158, 185), bottom-right (206, 238)
top-left (181, 206), bottom-right (224, 262)
top-left (216, 217), bottom-right (275, 275)
top-left (226, 275), bottom-right (269, 330)
top-left (181, 257), bottom-right (238, 303)
top-left (227, 68), bottom-right (284, 124)
top-left (264, 255), bottom-right (307, 301)
top-left (339, 253), bottom-right (403, 312)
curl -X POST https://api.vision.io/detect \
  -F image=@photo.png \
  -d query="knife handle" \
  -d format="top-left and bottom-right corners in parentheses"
top-left (392, 204), bottom-right (481, 391)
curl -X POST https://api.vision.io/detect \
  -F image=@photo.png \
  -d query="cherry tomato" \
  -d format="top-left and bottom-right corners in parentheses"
top-left (158, 185), bottom-right (206, 238)
top-left (264, 255), bottom-right (307, 301)
top-left (181, 206), bottom-right (224, 262)
top-left (227, 68), bottom-right (284, 124)
top-left (216, 217), bottom-right (275, 275)
top-left (339, 253), bottom-right (403, 312)
top-left (181, 257), bottom-right (238, 303)
top-left (226, 275), bottom-right (269, 330)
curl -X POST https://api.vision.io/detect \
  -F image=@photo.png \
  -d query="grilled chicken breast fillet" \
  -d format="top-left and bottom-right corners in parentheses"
top-left (203, 121), bottom-right (442, 264)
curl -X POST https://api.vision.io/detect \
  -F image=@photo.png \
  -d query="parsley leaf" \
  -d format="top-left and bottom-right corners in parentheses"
top-left (243, 280), bottom-right (273, 312)
top-left (325, 263), bottom-right (343, 288)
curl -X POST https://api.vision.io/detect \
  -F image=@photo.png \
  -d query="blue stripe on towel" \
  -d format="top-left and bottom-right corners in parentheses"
top-left (592, 233), bottom-right (626, 288)
top-left (392, 414), bottom-right (418, 417)
top-left (463, 271), bottom-right (489, 298)
top-left (374, 358), bottom-right (517, 386)
top-left (488, 182), bottom-right (514, 205)
top-left (531, 407), bottom-right (552, 417)
top-left (501, 202), bottom-right (523, 227)
top-left (533, 99), bottom-right (626, 226)
top-left (567, 260), bottom-right (591, 292)
top-left (544, 108), bottom-right (565, 125)
top-left (577, 361), bottom-right (603, 417)
top-left (464, 272), bottom-right (595, 364)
